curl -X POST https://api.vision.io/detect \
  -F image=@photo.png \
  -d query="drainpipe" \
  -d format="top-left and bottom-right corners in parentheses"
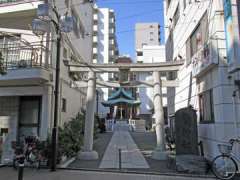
top-left (232, 91), bottom-right (238, 138)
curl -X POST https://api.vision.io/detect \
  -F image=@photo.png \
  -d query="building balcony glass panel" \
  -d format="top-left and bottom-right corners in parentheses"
top-left (192, 39), bottom-right (219, 77)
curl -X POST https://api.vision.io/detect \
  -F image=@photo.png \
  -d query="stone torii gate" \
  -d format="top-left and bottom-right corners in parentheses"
top-left (67, 61), bottom-right (183, 160)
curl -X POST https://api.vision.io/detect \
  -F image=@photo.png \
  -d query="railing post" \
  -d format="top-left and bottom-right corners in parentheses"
top-left (118, 148), bottom-right (122, 170)
top-left (31, 48), bottom-right (33, 67)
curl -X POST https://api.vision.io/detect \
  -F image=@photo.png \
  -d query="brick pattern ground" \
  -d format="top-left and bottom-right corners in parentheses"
top-left (0, 167), bottom-right (218, 180)
top-left (68, 132), bottom-right (113, 169)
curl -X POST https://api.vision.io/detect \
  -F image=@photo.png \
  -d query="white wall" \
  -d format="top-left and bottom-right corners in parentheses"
top-left (164, 0), bottom-right (240, 159)
top-left (94, 8), bottom-right (117, 117)
top-left (137, 45), bottom-right (167, 116)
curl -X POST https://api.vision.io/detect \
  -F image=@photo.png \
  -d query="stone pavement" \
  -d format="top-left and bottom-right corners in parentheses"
top-left (0, 167), bottom-right (217, 180)
top-left (99, 121), bottom-right (149, 169)
top-left (69, 132), bottom-right (113, 169)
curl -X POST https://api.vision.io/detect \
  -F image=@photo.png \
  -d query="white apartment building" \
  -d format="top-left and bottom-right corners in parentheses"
top-left (135, 22), bottom-right (160, 63)
top-left (164, 0), bottom-right (240, 159)
top-left (0, 0), bottom-right (94, 164)
top-left (92, 6), bottom-right (118, 118)
top-left (137, 45), bottom-right (168, 128)
top-left (135, 23), bottom-right (166, 128)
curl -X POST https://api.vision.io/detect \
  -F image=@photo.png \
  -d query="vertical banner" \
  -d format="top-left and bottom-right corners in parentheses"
top-left (223, 0), bottom-right (234, 66)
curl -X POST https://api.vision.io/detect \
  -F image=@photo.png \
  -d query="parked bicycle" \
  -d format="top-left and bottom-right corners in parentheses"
top-left (12, 136), bottom-right (48, 169)
top-left (211, 138), bottom-right (240, 179)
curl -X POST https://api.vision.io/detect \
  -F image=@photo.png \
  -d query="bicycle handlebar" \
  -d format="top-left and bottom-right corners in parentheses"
top-left (229, 138), bottom-right (240, 144)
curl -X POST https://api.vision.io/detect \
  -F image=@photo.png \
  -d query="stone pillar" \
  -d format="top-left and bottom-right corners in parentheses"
top-left (151, 71), bottom-right (168, 160)
top-left (78, 71), bottom-right (98, 160)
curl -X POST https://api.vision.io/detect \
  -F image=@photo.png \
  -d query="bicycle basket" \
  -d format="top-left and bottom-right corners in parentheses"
top-left (218, 143), bottom-right (232, 155)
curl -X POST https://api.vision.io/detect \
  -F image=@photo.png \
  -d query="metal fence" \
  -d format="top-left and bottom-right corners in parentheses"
top-left (0, 43), bottom-right (49, 70)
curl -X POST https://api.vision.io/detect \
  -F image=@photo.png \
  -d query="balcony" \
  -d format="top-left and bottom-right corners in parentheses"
top-left (0, 41), bottom-right (51, 86)
top-left (0, 0), bottom-right (42, 13)
top-left (192, 40), bottom-right (219, 77)
top-left (93, 25), bottom-right (98, 32)
top-left (109, 39), bottom-right (114, 47)
top-left (109, 50), bottom-right (115, 57)
top-left (93, 36), bottom-right (98, 46)
top-left (93, 14), bottom-right (98, 24)
top-left (0, 0), bottom-right (42, 5)
top-left (93, 47), bottom-right (98, 55)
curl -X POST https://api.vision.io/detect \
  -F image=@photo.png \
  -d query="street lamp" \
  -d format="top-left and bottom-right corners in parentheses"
top-left (32, 3), bottom-right (73, 171)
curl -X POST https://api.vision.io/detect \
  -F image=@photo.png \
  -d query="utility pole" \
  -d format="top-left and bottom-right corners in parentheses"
top-left (51, 28), bottom-right (61, 171)
top-left (32, 3), bottom-right (74, 172)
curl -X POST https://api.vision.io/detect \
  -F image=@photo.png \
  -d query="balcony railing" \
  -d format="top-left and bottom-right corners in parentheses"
top-left (0, 0), bottom-right (22, 4)
top-left (0, 0), bottom-right (42, 7)
top-left (0, 42), bottom-right (49, 70)
top-left (191, 39), bottom-right (219, 77)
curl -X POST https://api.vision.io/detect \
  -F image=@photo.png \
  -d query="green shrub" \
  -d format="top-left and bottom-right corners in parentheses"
top-left (58, 113), bottom-right (85, 157)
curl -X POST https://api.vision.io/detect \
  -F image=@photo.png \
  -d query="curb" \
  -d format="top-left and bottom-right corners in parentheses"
top-left (59, 167), bottom-right (216, 179)
top-left (58, 157), bottom-right (76, 168)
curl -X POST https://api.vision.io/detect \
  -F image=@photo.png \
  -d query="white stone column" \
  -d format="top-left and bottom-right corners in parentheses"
top-left (78, 71), bottom-right (99, 160)
top-left (151, 71), bottom-right (168, 160)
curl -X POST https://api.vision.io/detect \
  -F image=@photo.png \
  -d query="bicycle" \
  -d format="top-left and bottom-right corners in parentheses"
top-left (12, 136), bottom-right (48, 169)
top-left (211, 138), bottom-right (240, 179)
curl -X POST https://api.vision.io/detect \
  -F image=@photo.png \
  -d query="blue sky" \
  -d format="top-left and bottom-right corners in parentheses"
top-left (97, 0), bottom-right (165, 59)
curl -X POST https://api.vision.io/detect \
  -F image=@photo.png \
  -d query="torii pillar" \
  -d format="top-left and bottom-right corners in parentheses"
top-left (151, 71), bottom-right (168, 160)
top-left (78, 71), bottom-right (99, 160)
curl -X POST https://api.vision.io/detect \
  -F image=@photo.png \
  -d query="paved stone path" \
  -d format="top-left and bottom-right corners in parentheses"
top-left (0, 167), bottom-right (217, 180)
top-left (99, 121), bottom-right (150, 169)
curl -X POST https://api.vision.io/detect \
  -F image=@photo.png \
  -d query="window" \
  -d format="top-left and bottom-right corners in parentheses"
top-left (237, 0), bottom-right (240, 34)
top-left (19, 96), bottom-right (41, 137)
top-left (72, 9), bottom-right (80, 38)
top-left (62, 98), bottom-right (67, 112)
top-left (199, 89), bottom-right (214, 123)
top-left (72, 8), bottom-right (85, 39)
top-left (63, 47), bottom-right (68, 59)
top-left (65, 0), bottom-right (69, 8)
top-left (79, 21), bottom-right (85, 38)
top-left (137, 51), bottom-right (143, 56)
top-left (190, 23), bottom-right (201, 58)
top-left (173, 5), bottom-right (180, 28)
top-left (167, 0), bottom-right (172, 9)
top-left (186, 11), bottom-right (208, 63)
top-left (183, 0), bottom-right (186, 10)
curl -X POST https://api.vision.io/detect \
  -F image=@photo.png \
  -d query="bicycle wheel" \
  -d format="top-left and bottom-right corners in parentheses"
top-left (211, 155), bottom-right (237, 180)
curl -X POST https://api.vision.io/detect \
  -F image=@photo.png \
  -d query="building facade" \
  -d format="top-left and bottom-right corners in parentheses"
top-left (135, 23), bottom-right (166, 128)
top-left (135, 22), bottom-right (160, 62)
top-left (164, 0), bottom-right (240, 159)
top-left (92, 6), bottom-right (118, 118)
top-left (0, 0), bottom-right (94, 164)
top-left (136, 45), bottom-right (168, 129)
